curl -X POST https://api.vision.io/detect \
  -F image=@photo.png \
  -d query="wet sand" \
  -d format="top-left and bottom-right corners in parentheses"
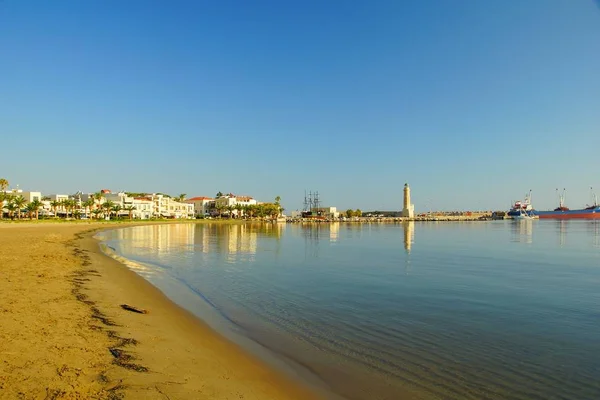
top-left (0, 222), bottom-right (321, 399)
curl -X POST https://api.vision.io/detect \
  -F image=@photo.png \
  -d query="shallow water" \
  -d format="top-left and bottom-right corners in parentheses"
top-left (98, 221), bottom-right (600, 400)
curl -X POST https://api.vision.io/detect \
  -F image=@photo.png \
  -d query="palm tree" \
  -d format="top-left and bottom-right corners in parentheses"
top-left (111, 204), bottom-right (122, 219)
top-left (25, 202), bottom-right (38, 220)
top-left (215, 204), bottom-right (225, 218)
top-left (124, 205), bottom-right (136, 220)
top-left (0, 178), bottom-right (8, 192)
top-left (13, 195), bottom-right (26, 220)
top-left (274, 196), bottom-right (282, 217)
top-left (93, 192), bottom-right (104, 213)
top-left (234, 204), bottom-right (243, 218)
top-left (82, 199), bottom-right (95, 219)
top-left (5, 202), bottom-right (17, 220)
top-left (226, 205), bottom-right (235, 218)
top-left (246, 204), bottom-right (256, 219)
top-left (176, 193), bottom-right (186, 202)
top-left (50, 200), bottom-right (61, 218)
top-left (30, 199), bottom-right (43, 219)
top-left (102, 200), bottom-right (114, 220)
top-left (0, 191), bottom-right (6, 219)
top-left (59, 200), bottom-right (68, 218)
top-left (60, 199), bottom-right (72, 219)
top-left (92, 209), bottom-right (103, 219)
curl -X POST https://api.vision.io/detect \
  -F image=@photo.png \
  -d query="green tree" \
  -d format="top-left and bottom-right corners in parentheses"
top-left (5, 202), bottom-right (17, 220)
top-left (226, 205), bottom-right (235, 218)
top-left (30, 199), bottom-right (43, 219)
top-left (82, 199), bottom-right (95, 218)
top-left (176, 194), bottom-right (186, 202)
top-left (102, 200), bottom-right (114, 220)
top-left (274, 196), bottom-right (283, 217)
top-left (346, 209), bottom-right (354, 218)
top-left (50, 200), bottom-right (61, 218)
top-left (25, 202), bottom-right (37, 220)
top-left (92, 209), bottom-right (103, 219)
top-left (355, 209), bottom-right (362, 217)
top-left (0, 178), bottom-right (8, 192)
top-left (124, 205), bottom-right (136, 220)
top-left (0, 192), bottom-right (6, 219)
top-left (13, 195), bottom-right (26, 220)
top-left (215, 203), bottom-right (225, 218)
top-left (216, 191), bottom-right (224, 198)
top-left (112, 204), bottom-right (122, 219)
top-left (93, 192), bottom-right (104, 213)
top-left (234, 203), bottom-right (243, 218)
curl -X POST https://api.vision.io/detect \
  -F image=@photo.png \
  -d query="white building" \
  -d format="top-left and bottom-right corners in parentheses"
top-left (14, 191), bottom-right (42, 203)
top-left (146, 194), bottom-right (194, 219)
top-left (131, 197), bottom-right (154, 219)
top-left (185, 197), bottom-right (215, 218)
top-left (312, 206), bottom-right (340, 219)
top-left (213, 194), bottom-right (258, 217)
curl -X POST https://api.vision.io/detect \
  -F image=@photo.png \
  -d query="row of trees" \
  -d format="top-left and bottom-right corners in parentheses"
top-left (211, 196), bottom-right (284, 220)
top-left (345, 209), bottom-right (363, 218)
top-left (0, 192), bottom-right (44, 220)
top-left (0, 180), bottom-right (138, 220)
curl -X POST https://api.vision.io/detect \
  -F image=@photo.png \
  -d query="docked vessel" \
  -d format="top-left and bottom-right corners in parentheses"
top-left (508, 188), bottom-right (600, 219)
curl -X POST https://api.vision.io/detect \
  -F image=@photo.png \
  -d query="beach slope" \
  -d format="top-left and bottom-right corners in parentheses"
top-left (0, 222), bottom-right (320, 399)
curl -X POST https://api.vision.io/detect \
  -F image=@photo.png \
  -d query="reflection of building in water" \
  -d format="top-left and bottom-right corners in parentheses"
top-left (403, 221), bottom-right (414, 253)
top-left (511, 220), bottom-right (533, 244)
top-left (330, 222), bottom-right (339, 243)
top-left (192, 224), bottom-right (261, 262)
top-left (117, 224), bottom-right (196, 256)
top-left (226, 224), bottom-right (258, 256)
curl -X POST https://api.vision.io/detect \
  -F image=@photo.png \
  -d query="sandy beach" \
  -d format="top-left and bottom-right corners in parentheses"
top-left (0, 222), bottom-right (321, 399)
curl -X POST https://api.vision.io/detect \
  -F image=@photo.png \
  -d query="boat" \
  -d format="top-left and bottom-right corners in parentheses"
top-left (509, 188), bottom-right (600, 220)
top-left (514, 208), bottom-right (538, 220)
top-left (507, 190), bottom-right (534, 218)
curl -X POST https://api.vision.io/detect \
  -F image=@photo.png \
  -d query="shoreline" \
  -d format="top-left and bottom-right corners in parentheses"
top-left (0, 221), bottom-right (323, 399)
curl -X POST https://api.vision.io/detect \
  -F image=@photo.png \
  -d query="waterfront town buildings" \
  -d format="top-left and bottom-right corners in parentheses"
top-left (186, 194), bottom-right (258, 218)
top-left (185, 196), bottom-right (214, 218)
top-left (1, 188), bottom-right (194, 219)
top-left (0, 187), bottom-right (274, 220)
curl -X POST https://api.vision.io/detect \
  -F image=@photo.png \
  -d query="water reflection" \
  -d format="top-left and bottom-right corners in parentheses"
top-left (108, 223), bottom-right (292, 265)
top-left (110, 223), bottom-right (196, 256)
top-left (511, 220), bottom-right (534, 244)
top-left (557, 220), bottom-right (567, 247)
top-left (403, 221), bottom-right (414, 254)
top-left (592, 221), bottom-right (600, 248)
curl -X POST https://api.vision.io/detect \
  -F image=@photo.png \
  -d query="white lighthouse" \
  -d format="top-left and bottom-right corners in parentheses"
top-left (402, 183), bottom-right (415, 218)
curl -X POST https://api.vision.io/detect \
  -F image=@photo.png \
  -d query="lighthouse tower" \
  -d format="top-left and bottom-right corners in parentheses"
top-left (402, 183), bottom-right (415, 218)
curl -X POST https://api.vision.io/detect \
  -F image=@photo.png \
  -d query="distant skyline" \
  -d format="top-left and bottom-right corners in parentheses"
top-left (1, 1), bottom-right (599, 211)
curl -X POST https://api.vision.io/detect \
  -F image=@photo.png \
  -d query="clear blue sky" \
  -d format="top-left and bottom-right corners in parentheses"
top-left (1, 0), bottom-right (599, 211)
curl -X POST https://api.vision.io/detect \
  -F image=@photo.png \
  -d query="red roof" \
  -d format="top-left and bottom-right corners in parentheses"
top-left (186, 196), bottom-right (214, 201)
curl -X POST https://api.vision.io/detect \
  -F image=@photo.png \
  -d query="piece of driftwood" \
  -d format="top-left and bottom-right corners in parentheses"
top-left (120, 304), bottom-right (148, 314)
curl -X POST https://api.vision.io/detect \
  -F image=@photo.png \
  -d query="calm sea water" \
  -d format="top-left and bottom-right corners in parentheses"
top-left (97, 221), bottom-right (600, 400)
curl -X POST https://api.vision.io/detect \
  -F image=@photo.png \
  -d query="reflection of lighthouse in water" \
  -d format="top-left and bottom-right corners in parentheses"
top-left (403, 221), bottom-right (414, 253)
top-left (402, 183), bottom-right (415, 218)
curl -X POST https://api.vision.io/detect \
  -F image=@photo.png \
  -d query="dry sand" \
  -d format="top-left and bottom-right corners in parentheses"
top-left (0, 222), bottom-right (321, 399)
